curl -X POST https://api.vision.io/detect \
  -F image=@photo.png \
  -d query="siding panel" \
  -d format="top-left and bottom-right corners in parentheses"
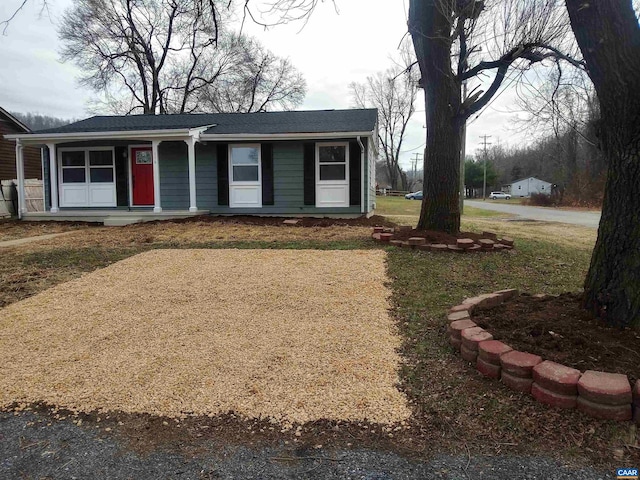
top-left (159, 142), bottom-right (189, 210)
top-left (274, 142), bottom-right (304, 208)
top-left (196, 143), bottom-right (217, 209)
top-left (0, 119), bottom-right (41, 181)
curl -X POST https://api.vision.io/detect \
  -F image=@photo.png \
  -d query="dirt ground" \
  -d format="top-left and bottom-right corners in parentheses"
top-left (0, 219), bottom-right (90, 242)
top-left (5, 220), bottom-right (376, 252)
top-left (473, 293), bottom-right (640, 383)
top-left (0, 249), bottom-right (409, 425)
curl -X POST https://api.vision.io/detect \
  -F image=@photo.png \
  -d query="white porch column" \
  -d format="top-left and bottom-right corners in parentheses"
top-left (15, 140), bottom-right (25, 218)
top-left (152, 140), bottom-right (162, 213)
top-left (47, 143), bottom-right (59, 213)
top-left (186, 138), bottom-right (197, 212)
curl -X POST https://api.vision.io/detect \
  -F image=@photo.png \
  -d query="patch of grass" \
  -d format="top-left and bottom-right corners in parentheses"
top-left (386, 241), bottom-right (635, 466)
top-left (376, 196), bottom-right (508, 227)
top-left (462, 217), bottom-right (597, 251)
top-left (0, 220), bottom-right (90, 242)
top-left (475, 197), bottom-right (526, 205)
top-left (374, 195), bottom-right (422, 217)
top-left (0, 247), bottom-right (144, 308)
top-left (463, 206), bottom-right (509, 218)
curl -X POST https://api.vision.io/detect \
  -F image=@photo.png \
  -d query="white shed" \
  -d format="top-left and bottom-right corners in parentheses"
top-left (508, 177), bottom-right (552, 197)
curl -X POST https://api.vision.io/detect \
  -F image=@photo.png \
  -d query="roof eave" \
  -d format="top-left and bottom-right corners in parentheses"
top-left (5, 127), bottom-right (374, 144)
top-left (0, 107), bottom-right (31, 133)
top-left (4, 125), bottom-right (216, 144)
top-left (199, 131), bottom-right (375, 141)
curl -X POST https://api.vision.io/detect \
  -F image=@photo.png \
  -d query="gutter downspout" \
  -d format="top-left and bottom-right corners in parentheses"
top-left (357, 136), bottom-right (365, 214)
top-left (15, 139), bottom-right (23, 220)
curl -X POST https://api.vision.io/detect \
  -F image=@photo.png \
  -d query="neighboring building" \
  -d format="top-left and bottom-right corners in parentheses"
top-left (5, 109), bottom-right (378, 222)
top-left (506, 176), bottom-right (552, 197)
top-left (0, 107), bottom-right (42, 181)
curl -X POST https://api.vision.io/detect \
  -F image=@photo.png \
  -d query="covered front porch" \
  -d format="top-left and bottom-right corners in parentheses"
top-left (11, 126), bottom-right (210, 223)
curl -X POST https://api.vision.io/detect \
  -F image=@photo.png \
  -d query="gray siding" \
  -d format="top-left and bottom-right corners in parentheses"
top-left (199, 140), bottom-right (365, 215)
top-left (273, 142), bottom-right (304, 207)
top-left (195, 143), bottom-right (217, 209)
top-left (159, 142), bottom-right (189, 210)
top-left (40, 137), bottom-right (373, 215)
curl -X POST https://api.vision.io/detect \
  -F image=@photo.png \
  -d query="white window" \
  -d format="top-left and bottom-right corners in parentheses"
top-left (231, 145), bottom-right (260, 182)
top-left (58, 147), bottom-right (116, 207)
top-left (61, 151), bottom-right (86, 184)
top-left (318, 144), bottom-right (347, 181)
top-left (229, 144), bottom-right (262, 208)
top-left (316, 142), bottom-right (349, 208)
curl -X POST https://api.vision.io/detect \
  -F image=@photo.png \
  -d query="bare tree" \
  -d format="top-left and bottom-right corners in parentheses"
top-left (59, 0), bottom-right (228, 114)
top-left (349, 42), bottom-right (419, 191)
top-left (58, 0), bottom-right (305, 115)
top-left (408, 0), bottom-right (584, 233)
top-left (1, 0), bottom-right (51, 34)
top-left (512, 68), bottom-right (604, 200)
top-left (198, 35), bottom-right (306, 113)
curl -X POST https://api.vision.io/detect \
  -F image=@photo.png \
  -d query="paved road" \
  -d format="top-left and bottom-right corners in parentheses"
top-left (465, 201), bottom-right (601, 228)
top-left (0, 412), bottom-right (613, 480)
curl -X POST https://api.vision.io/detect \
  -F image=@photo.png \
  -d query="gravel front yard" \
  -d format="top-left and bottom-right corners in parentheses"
top-left (0, 249), bottom-right (409, 425)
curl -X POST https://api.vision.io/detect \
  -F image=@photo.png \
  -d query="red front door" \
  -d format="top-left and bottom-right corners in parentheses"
top-left (131, 147), bottom-right (154, 206)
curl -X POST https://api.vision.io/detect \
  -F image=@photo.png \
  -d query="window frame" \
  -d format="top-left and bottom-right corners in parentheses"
top-left (228, 143), bottom-right (262, 185)
top-left (58, 147), bottom-right (116, 186)
top-left (315, 142), bottom-right (349, 185)
top-left (60, 150), bottom-right (87, 184)
top-left (57, 146), bottom-right (117, 208)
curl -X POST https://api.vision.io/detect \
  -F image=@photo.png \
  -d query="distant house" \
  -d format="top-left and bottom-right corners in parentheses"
top-left (0, 107), bottom-right (42, 181)
top-left (506, 176), bottom-right (552, 197)
top-left (5, 109), bottom-right (378, 222)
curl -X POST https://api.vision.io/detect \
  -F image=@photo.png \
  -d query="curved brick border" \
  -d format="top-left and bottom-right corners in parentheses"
top-left (447, 290), bottom-right (638, 423)
top-left (371, 226), bottom-right (514, 253)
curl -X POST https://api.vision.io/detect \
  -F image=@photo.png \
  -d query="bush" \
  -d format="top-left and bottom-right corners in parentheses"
top-left (525, 193), bottom-right (559, 207)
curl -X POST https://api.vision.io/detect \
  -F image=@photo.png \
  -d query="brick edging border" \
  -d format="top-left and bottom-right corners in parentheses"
top-left (371, 227), bottom-right (514, 252)
top-left (447, 290), bottom-right (640, 424)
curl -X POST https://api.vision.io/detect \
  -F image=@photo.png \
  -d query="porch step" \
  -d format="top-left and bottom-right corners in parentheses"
top-left (103, 217), bottom-right (145, 227)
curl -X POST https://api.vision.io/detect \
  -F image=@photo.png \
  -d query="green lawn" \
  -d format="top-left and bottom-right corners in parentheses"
top-left (375, 194), bottom-right (510, 225)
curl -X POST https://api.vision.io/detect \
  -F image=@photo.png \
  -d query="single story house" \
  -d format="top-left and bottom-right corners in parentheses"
top-left (0, 106), bottom-right (42, 181)
top-left (505, 176), bottom-right (552, 197)
top-left (5, 109), bottom-right (378, 223)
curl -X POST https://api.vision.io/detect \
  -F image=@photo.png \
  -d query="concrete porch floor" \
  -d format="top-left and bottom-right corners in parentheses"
top-left (22, 210), bottom-right (210, 226)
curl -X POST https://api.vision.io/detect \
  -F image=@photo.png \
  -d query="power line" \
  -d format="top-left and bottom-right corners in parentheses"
top-left (400, 141), bottom-right (426, 153)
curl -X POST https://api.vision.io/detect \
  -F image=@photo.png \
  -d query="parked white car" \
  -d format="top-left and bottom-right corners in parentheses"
top-left (489, 191), bottom-right (511, 200)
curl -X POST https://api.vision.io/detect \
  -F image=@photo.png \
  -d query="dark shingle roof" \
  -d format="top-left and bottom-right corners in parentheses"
top-left (33, 109), bottom-right (377, 135)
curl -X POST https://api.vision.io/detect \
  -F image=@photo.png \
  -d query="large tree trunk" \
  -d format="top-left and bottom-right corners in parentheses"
top-left (409, 0), bottom-right (462, 233)
top-left (565, 0), bottom-right (640, 327)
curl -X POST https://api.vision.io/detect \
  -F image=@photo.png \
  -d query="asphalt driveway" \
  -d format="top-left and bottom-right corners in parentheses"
top-left (0, 411), bottom-right (614, 480)
top-left (465, 201), bottom-right (601, 228)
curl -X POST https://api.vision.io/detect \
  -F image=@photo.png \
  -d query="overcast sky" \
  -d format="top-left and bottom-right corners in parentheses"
top-left (0, 0), bottom-right (529, 168)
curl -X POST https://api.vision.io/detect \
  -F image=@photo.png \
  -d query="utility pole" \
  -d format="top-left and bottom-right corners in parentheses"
top-left (479, 135), bottom-right (492, 200)
top-left (410, 153), bottom-right (422, 191)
